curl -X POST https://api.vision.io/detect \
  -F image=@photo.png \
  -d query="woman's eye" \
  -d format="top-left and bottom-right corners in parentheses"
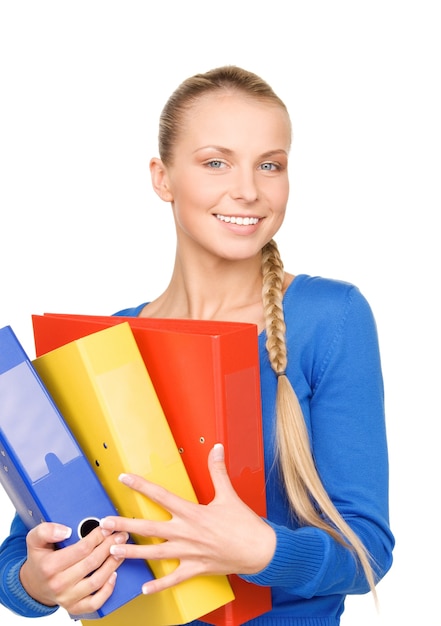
top-left (260, 162), bottom-right (278, 171)
top-left (206, 160), bottom-right (224, 169)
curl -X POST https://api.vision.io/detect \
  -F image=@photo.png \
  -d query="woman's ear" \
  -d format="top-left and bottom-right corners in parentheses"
top-left (150, 157), bottom-right (174, 202)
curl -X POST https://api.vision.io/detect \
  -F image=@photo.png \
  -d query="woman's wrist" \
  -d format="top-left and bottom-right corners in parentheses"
top-left (19, 559), bottom-right (57, 608)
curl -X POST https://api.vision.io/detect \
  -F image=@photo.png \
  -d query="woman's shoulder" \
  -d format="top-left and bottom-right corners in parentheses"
top-left (284, 273), bottom-right (374, 326)
top-left (286, 273), bottom-right (362, 303)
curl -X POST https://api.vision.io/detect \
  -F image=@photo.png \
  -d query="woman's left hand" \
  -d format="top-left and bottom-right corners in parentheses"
top-left (99, 443), bottom-right (276, 595)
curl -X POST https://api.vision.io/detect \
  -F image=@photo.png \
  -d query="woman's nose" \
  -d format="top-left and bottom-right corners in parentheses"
top-left (230, 168), bottom-right (259, 203)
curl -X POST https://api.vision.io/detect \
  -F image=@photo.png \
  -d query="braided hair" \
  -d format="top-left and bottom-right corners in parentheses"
top-left (262, 239), bottom-right (378, 599)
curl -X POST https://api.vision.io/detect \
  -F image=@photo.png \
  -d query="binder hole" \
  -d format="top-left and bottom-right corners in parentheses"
top-left (199, 437), bottom-right (205, 444)
top-left (178, 447), bottom-right (184, 454)
top-left (95, 460), bottom-right (100, 467)
top-left (103, 442), bottom-right (108, 449)
top-left (78, 517), bottom-right (100, 538)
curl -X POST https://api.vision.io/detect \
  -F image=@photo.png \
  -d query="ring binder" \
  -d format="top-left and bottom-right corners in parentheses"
top-left (0, 325), bottom-right (153, 620)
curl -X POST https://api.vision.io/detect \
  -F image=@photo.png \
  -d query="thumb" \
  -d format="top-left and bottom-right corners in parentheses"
top-left (27, 522), bottom-right (73, 549)
top-left (208, 443), bottom-right (235, 499)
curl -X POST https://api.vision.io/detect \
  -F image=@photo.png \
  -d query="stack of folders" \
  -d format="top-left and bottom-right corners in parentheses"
top-left (32, 313), bottom-right (272, 626)
top-left (31, 320), bottom-right (236, 625)
top-left (0, 325), bottom-right (154, 621)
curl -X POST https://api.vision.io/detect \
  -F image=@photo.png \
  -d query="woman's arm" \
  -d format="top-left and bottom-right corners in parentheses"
top-left (242, 284), bottom-right (394, 596)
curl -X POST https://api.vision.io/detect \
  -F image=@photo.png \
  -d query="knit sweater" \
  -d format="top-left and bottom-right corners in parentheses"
top-left (0, 274), bottom-right (394, 625)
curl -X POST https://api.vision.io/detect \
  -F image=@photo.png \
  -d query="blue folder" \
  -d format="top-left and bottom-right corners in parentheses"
top-left (0, 325), bottom-right (153, 620)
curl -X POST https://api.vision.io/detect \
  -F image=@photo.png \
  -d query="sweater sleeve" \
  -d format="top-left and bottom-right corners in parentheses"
top-left (241, 282), bottom-right (394, 597)
top-left (0, 513), bottom-right (59, 617)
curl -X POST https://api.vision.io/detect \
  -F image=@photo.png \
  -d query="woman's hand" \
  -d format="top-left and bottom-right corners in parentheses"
top-left (19, 522), bottom-right (129, 617)
top-left (100, 443), bottom-right (276, 595)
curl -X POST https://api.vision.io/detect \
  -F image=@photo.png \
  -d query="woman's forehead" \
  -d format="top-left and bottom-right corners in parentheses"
top-left (180, 92), bottom-right (291, 144)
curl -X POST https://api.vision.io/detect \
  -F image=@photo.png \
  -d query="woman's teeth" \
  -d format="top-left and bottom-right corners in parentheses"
top-left (216, 214), bottom-right (259, 225)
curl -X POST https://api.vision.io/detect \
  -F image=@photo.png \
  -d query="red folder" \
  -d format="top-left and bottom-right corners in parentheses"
top-left (32, 313), bottom-right (272, 626)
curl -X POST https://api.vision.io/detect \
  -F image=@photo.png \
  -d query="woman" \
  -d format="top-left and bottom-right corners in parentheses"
top-left (0, 66), bottom-right (394, 625)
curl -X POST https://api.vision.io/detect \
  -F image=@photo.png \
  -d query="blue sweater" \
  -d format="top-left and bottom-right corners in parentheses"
top-left (0, 275), bottom-right (394, 625)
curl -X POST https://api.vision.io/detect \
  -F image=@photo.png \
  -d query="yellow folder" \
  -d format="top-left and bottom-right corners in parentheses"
top-left (33, 322), bottom-right (234, 625)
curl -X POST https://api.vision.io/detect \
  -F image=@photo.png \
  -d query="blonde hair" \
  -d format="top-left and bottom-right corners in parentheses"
top-left (160, 65), bottom-right (378, 598)
top-left (262, 238), bottom-right (378, 601)
top-left (158, 65), bottom-right (291, 165)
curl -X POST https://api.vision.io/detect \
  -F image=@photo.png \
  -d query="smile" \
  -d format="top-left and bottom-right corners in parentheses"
top-left (215, 214), bottom-right (260, 225)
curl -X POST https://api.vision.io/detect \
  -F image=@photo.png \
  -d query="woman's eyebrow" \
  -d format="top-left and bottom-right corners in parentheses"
top-left (193, 145), bottom-right (234, 156)
top-left (194, 146), bottom-right (288, 158)
top-left (259, 149), bottom-right (289, 159)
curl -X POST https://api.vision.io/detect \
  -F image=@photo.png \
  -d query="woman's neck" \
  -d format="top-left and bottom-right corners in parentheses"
top-left (141, 255), bottom-right (266, 329)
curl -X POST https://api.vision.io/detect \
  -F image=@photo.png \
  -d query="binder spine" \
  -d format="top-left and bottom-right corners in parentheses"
top-left (0, 325), bottom-right (153, 620)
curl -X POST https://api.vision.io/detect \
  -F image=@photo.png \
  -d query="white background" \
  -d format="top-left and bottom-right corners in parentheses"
top-left (0, 1), bottom-right (439, 624)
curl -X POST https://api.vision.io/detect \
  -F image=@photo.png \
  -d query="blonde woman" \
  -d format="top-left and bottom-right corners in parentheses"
top-left (0, 66), bottom-right (394, 625)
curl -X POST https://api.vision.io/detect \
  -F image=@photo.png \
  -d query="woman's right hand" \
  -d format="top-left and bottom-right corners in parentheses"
top-left (19, 521), bottom-right (129, 617)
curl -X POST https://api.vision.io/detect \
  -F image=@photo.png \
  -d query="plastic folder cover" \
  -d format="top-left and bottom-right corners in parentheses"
top-left (0, 325), bottom-right (153, 621)
top-left (32, 314), bottom-right (272, 626)
top-left (32, 322), bottom-right (234, 626)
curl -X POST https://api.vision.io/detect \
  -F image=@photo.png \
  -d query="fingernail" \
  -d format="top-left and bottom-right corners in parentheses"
top-left (108, 572), bottom-right (117, 585)
top-left (213, 442), bottom-right (224, 461)
top-left (100, 518), bottom-right (116, 531)
top-left (142, 583), bottom-right (150, 595)
top-left (118, 473), bottom-right (133, 486)
top-left (110, 545), bottom-right (126, 557)
top-left (54, 525), bottom-right (73, 540)
top-left (114, 532), bottom-right (129, 545)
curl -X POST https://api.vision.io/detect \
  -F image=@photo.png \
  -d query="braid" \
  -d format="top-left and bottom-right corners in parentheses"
top-left (261, 241), bottom-right (287, 376)
top-left (261, 239), bottom-right (379, 601)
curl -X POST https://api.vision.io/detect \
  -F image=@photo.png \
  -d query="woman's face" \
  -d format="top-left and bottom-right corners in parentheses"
top-left (155, 92), bottom-right (291, 262)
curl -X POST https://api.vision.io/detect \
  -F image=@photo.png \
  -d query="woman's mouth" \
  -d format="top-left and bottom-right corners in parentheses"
top-left (215, 214), bottom-right (260, 226)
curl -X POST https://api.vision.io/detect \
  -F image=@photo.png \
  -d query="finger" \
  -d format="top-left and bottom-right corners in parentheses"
top-left (68, 568), bottom-right (119, 618)
top-left (100, 515), bottom-right (165, 538)
top-left (208, 443), bottom-right (236, 501)
top-left (36, 525), bottom-right (129, 579)
top-left (44, 533), bottom-right (128, 611)
top-left (26, 522), bottom-right (73, 549)
top-left (117, 472), bottom-right (198, 518)
top-left (72, 551), bottom-right (124, 598)
top-left (140, 561), bottom-right (201, 597)
top-left (65, 530), bottom-right (130, 581)
top-left (109, 537), bottom-right (172, 562)
top-left (117, 472), bottom-right (180, 510)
